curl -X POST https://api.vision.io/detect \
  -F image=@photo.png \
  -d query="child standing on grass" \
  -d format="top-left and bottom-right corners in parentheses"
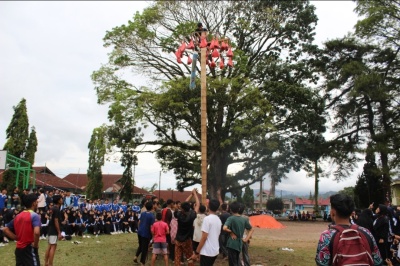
top-left (151, 211), bottom-right (169, 266)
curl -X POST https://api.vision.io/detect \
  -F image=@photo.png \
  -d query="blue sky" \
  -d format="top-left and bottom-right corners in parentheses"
top-left (0, 1), bottom-right (359, 194)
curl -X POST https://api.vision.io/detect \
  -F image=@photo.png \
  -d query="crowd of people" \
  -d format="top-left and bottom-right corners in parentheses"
top-left (315, 194), bottom-right (400, 266)
top-left (0, 187), bottom-right (255, 266)
top-left (134, 188), bottom-right (254, 266)
top-left (8, 185), bottom-right (400, 265)
top-left (0, 188), bottom-right (141, 240)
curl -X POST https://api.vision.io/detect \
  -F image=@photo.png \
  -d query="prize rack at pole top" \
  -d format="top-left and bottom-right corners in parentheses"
top-left (174, 31), bottom-right (234, 88)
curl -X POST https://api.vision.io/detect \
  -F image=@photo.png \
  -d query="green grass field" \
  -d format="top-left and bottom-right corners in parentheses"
top-left (0, 221), bottom-right (322, 266)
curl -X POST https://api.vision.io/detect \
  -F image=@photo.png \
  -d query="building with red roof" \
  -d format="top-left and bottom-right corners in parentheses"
top-left (294, 197), bottom-right (331, 215)
top-left (0, 166), bottom-right (151, 202)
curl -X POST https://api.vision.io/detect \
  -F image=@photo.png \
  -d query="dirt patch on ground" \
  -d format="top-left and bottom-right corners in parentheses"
top-left (252, 219), bottom-right (328, 242)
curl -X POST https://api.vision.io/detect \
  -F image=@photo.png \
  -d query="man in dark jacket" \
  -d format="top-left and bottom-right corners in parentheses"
top-left (174, 188), bottom-right (199, 266)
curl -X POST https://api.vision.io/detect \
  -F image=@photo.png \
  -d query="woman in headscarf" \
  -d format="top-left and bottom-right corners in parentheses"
top-left (357, 208), bottom-right (375, 234)
top-left (373, 204), bottom-right (390, 262)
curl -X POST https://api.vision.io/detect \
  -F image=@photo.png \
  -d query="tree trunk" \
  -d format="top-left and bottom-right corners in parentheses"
top-left (379, 101), bottom-right (392, 201)
top-left (208, 150), bottom-right (228, 200)
top-left (314, 160), bottom-right (319, 212)
top-left (270, 172), bottom-right (276, 198)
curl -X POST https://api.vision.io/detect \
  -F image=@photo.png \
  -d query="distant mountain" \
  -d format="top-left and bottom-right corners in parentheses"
top-left (251, 189), bottom-right (337, 199)
top-left (319, 191), bottom-right (337, 199)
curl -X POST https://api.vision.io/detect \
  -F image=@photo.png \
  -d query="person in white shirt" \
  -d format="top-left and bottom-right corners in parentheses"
top-left (190, 199), bottom-right (222, 266)
top-left (193, 205), bottom-right (207, 252)
top-left (38, 189), bottom-right (47, 212)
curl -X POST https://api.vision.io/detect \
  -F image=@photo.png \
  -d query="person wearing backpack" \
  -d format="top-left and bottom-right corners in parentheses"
top-left (315, 194), bottom-right (383, 266)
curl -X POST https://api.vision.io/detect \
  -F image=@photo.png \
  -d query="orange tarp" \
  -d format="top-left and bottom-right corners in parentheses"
top-left (249, 215), bottom-right (286, 229)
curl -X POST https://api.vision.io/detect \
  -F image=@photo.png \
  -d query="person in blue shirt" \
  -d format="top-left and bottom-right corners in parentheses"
top-left (94, 200), bottom-right (101, 212)
top-left (79, 199), bottom-right (87, 211)
top-left (72, 194), bottom-right (80, 210)
top-left (63, 190), bottom-right (72, 209)
top-left (134, 201), bottom-right (155, 265)
top-left (120, 201), bottom-right (128, 214)
top-left (112, 199), bottom-right (120, 212)
top-left (132, 201), bottom-right (141, 214)
top-left (0, 189), bottom-right (8, 215)
top-left (102, 199), bottom-right (111, 212)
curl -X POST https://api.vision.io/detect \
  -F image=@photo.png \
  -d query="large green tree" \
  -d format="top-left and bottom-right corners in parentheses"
top-left (92, 1), bottom-right (321, 199)
top-left (355, 0), bottom-right (400, 50)
top-left (2, 98), bottom-right (37, 191)
top-left (86, 126), bottom-right (107, 200)
top-left (318, 36), bottom-right (400, 198)
top-left (317, 1), bottom-right (400, 201)
top-left (355, 0), bottom-right (400, 194)
top-left (354, 144), bottom-right (385, 208)
top-left (119, 152), bottom-right (136, 202)
top-left (266, 197), bottom-right (283, 212)
top-left (242, 186), bottom-right (254, 210)
top-left (25, 127), bottom-right (38, 166)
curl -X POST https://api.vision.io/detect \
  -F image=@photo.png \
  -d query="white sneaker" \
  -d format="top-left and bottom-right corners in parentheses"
top-left (95, 234), bottom-right (98, 238)
top-left (0, 243), bottom-right (5, 247)
top-left (83, 235), bottom-right (86, 238)
top-left (86, 235), bottom-right (91, 238)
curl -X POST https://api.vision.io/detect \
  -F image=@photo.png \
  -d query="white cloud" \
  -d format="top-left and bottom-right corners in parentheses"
top-left (0, 1), bottom-right (361, 194)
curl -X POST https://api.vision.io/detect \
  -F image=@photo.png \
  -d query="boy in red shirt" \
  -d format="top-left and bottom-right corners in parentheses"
top-left (151, 212), bottom-right (169, 266)
top-left (4, 193), bottom-right (41, 266)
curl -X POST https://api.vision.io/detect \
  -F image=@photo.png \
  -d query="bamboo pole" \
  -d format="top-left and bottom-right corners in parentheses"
top-left (200, 31), bottom-right (207, 204)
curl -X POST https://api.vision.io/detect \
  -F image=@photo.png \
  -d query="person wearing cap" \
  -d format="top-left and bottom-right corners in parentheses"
top-left (3, 193), bottom-right (41, 266)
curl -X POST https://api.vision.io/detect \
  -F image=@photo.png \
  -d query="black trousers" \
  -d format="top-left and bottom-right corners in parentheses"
top-left (200, 254), bottom-right (218, 266)
top-left (15, 245), bottom-right (40, 266)
top-left (227, 247), bottom-right (241, 266)
top-left (135, 235), bottom-right (151, 264)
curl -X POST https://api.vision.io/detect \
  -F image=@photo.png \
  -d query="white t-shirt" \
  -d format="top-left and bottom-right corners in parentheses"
top-left (200, 214), bottom-right (222, 257)
top-left (193, 213), bottom-right (206, 242)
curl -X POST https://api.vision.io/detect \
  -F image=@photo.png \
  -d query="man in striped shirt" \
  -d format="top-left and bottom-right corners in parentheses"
top-left (4, 193), bottom-right (41, 266)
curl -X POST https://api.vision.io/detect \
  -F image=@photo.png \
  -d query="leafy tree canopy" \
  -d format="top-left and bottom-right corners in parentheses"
top-left (92, 1), bottom-right (323, 199)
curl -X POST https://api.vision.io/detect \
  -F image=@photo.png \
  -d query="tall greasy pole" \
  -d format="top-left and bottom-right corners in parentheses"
top-left (200, 31), bottom-right (207, 204)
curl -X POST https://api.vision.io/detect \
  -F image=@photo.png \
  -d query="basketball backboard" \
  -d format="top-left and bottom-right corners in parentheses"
top-left (0, 150), bottom-right (7, 170)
